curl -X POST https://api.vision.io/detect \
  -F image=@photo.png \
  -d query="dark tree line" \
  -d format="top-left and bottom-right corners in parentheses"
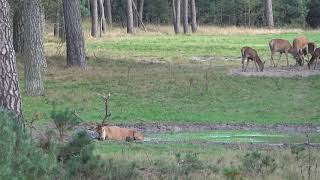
top-left (76, 0), bottom-right (319, 28)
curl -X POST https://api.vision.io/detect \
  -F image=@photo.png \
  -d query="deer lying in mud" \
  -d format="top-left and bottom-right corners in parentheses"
top-left (241, 47), bottom-right (265, 72)
top-left (96, 125), bottom-right (144, 142)
top-left (308, 48), bottom-right (320, 70)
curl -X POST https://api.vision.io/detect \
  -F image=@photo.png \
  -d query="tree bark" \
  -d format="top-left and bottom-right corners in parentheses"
top-left (265, 0), bottom-right (274, 28)
top-left (104, 0), bottom-right (112, 27)
top-left (98, 0), bottom-right (107, 35)
top-left (172, 0), bottom-right (181, 34)
top-left (54, 5), bottom-right (60, 38)
top-left (90, 0), bottom-right (98, 37)
top-left (138, 0), bottom-right (144, 28)
top-left (127, 0), bottom-right (134, 34)
top-left (0, 0), bottom-right (23, 120)
top-left (22, 0), bottom-right (46, 96)
top-left (183, 0), bottom-right (188, 34)
top-left (13, 6), bottom-right (24, 54)
top-left (59, 7), bottom-right (66, 41)
top-left (63, 0), bottom-right (86, 68)
top-left (190, 0), bottom-right (197, 33)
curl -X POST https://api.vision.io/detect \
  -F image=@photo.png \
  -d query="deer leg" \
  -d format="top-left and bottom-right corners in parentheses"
top-left (244, 59), bottom-right (250, 72)
top-left (242, 57), bottom-right (245, 72)
top-left (315, 57), bottom-right (318, 70)
top-left (285, 52), bottom-right (289, 67)
top-left (276, 53), bottom-right (282, 67)
top-left (270, 53), bottom-right (276, 67)
top-left (254, 60), bottom-right (259, 72)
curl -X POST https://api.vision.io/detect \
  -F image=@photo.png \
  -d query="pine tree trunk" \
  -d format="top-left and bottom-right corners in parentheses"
top-left (63, 0), bottom-right (87, 68)
top-left (59, 3), bottom-right (66, 42)
top-left (22, 0), bottom-right (46, 96)
top-left (183, 0), bottom-right (188, 34)
top-left (138, 0), bottom-right (144, 28)
top-left (98, 0), bottom-right (107, 34)
top-left (265, 0), bottom-right (274, 28)
top-left (90, 0), bottom-right (98, 37)
top-left (190, 0), bottom-right (197, 33)
top-left (104, 0), bottom-right (112, 27)
top-left (172, 0), bottom-right (181, 34)
top-left (54, 7), bottom-right (59, 37)
top-left (127, 0), bottom-right (134, 34)
top-left (13, 7), bottom-right (24, 54)
top-left (0, 0), bottom-right (23, 120)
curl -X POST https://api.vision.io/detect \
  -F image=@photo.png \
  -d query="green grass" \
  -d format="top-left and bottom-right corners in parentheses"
top-left (21, 28), bottom-right (320, 125)
top-left (86, 31), bottom-right (320, 61)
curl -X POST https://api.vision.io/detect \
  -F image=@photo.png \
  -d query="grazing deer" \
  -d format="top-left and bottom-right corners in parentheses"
top-left (308, 48), bottom-right (320, 70)
top-left (293, 36), bottom-right (309, 66)
top-left (241, 47), bottom-right (265, 72)
top-left (269, 39), bottom-right (293, 67)
top-left (303, 42), bottom-right (316, 57)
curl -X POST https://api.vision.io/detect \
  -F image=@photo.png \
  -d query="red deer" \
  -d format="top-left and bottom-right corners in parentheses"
top-left (269, 39), bottom-right (293, 67)
top-left (293, 36), bottom-right (309, 66)
top-left (308, 48), bottom-right (320, 70)
top-left (303, 42), bottom-right (316, 57)
top-left (241, 47), bottom-right (265, 72)
top-left (97, 125), bottom-right (144, 142)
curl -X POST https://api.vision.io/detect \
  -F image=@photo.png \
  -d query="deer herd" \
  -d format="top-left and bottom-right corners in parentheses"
top-left (241, 36), bottom-right (319, 72)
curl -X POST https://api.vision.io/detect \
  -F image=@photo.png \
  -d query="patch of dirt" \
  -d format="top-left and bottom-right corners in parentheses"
top-left (191, 56), bottom-right (231, 62)
top-left (230, 64), bottom-right (320, 77)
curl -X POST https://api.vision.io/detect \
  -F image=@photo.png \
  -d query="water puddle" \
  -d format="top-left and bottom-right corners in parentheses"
top-left (144, 130), bottom-right (320, 144)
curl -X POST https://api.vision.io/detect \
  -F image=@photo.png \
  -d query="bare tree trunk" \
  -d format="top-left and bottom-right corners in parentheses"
top-left (133, 0), bottom-right (138, 27)
top-left (104, 0), bottom-right (112, 27)
top-left (63, 0), bottom-right (87, 68)
top-left (54, 5), bottom-right (60, 38)
top-left (182, 0), bottom-right (188, 34)
top-left (0, 0), bottom-right (23, 120)
top-left (90, 0), bottom-right (98, 37)
top-left (98, 0), bottom-right (107, 35)
top-left (58, 1), bottom-right (66, 41)
top-left (127, 0), bottom-right (134, 34)
top-left (190, 0), bottom-right (197, 33)
top-left (138, 0), bottom-right (144, 28)
top-left (13, 6), bottom-right (24, 54)
top-left (22, 0), bottom-right (46, 96)
top-left (265, 0), bottom-right (274, 28)
top-left (172, 0), bottom-right (181, 34)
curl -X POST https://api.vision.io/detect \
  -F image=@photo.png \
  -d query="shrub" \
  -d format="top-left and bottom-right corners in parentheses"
top-left (175, 153), bottom-right (204, 176)
top-left (223, 167), bottom-right (241, 180)
top-left (0, 109), bottom-right (59, 179)
top-left (51, 107), bottom-right (81, 143)
top-left (62, 135), bottom-right (139, 179)
top-left (241, 151), bottom-right (277, 176)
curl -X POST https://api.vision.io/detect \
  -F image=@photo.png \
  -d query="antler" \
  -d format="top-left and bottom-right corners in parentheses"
top-left (96, 92), bottom-right (112, 123)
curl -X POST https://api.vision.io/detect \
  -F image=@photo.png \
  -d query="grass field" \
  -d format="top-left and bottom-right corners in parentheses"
top-left (15, 26), bottom-right (320, 180)
top-left (20, 26), bottom-right (320, 125)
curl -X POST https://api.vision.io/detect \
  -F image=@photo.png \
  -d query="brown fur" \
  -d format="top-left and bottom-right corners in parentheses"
top-left (303, 42), bottom-right (316, 56)
top-left (269, 39), bottom-right (293, 67)
top-left (308, 48), bottom-right (320, 70)
top-left (293, 36), bottom-right (309, 66)
top-left (97, 125), bottom-right (144, 142)
top-left (241, 46), bottom-right (265, 72)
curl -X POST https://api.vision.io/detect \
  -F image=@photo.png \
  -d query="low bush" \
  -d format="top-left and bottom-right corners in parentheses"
top-left (241, 151), bottom-right (277, 177)
top-left (0, 109), bottom-right (59, 180)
